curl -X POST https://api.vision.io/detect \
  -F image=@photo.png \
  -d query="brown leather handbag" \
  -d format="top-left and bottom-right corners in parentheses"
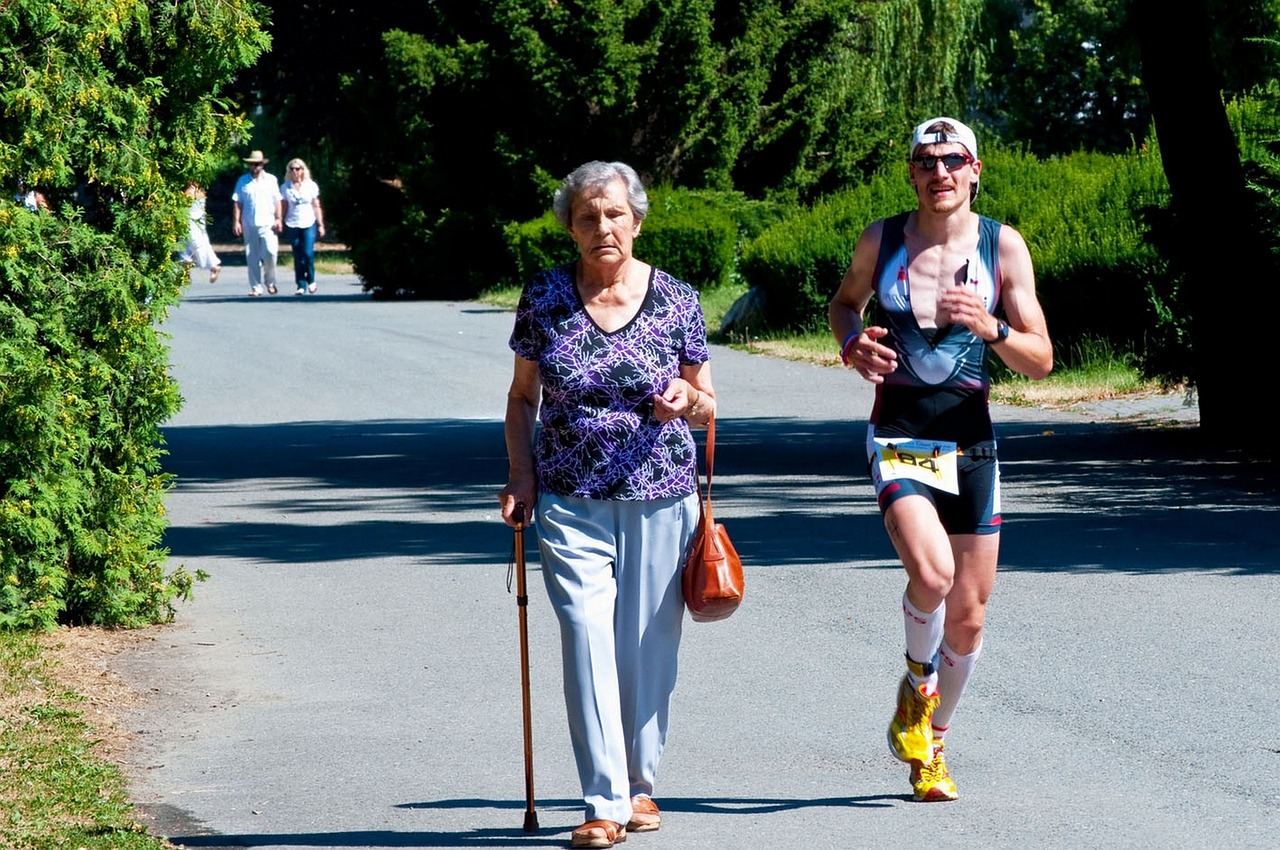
top-left (682, 415), bottom-right (744, 622)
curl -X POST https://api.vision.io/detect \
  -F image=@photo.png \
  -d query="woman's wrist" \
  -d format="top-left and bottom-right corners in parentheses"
top-left (685, 388), bottom-right (713, 422)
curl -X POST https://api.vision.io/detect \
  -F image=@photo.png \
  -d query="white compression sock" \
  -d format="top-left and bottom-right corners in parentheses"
top-left (902, 592), bottom-right (944, 689)
top-left (932, 639), bottom-right (983, 734)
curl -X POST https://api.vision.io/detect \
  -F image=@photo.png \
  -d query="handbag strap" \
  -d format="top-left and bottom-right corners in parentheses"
top-left (695, 415), bottom-right (716, 505)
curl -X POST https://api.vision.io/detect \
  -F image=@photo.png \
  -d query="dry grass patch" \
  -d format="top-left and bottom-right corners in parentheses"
top-left (35, 627), bottom-right (152, 762)
top-left (0, 626), bottom-right (173, 849)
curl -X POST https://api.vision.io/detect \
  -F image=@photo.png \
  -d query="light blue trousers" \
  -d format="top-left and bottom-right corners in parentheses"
top-left (243, 225), bottom-right (278, 290)
top-left (537, 492), bottom-right (699, 824)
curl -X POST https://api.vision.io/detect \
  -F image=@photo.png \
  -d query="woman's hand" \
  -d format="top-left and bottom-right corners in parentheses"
top-left (845, 326), bottom-right (898, 384)
top-left (498, 478), bottom-right (537, 527)
top-left (653, 378), bottom-right (700, 423)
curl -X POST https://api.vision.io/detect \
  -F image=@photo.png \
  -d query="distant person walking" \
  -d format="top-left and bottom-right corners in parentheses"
top-left (829, 117), bottom-right (1052, 802)
top-left (14, 180), bottom-right (48, 212)
top-left (282, 158), bottom-right (326, 295)
top-left (180, 181), bottom-right (221, 284)
top-left (232, 150), bottom-right (283, 297)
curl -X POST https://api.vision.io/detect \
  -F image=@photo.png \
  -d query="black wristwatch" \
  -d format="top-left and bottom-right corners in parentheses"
top-left (989, 320), bottom-right (1010, 344)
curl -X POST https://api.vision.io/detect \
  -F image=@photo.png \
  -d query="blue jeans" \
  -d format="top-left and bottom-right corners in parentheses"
top-left (285, 224), bottom-right (317, 287)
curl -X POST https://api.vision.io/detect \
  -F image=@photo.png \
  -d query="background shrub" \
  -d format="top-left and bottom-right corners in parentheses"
top-left (739, 175), bottom-right (915, 331)
top-left (504, 186), bottom-right (777, 292)
top-left (0, 0), bottom-right (268, 629)
top-left (738, 140), bottom-right (1176, 369)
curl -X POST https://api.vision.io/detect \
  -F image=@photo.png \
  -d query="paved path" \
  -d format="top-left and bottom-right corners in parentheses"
top-left (116, 265), bottom-right (1279, 849)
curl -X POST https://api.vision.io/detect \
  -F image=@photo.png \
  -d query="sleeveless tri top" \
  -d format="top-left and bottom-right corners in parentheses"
top-left (869, 212), bottom-right (1003, 447)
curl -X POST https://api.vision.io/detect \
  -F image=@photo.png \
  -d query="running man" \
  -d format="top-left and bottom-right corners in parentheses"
top-left (828, 117), bottom-right (1052, 801)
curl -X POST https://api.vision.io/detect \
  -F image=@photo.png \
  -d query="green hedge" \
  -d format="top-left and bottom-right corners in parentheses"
top-left (499, 142), bottom-right (1188, 378)
top-left (978, 146), bottom-right (1172, 352)
top-left (739, 142), bottom-right (1175, 362)
top-left (504, 186), bottom-right (780, 291)
top-left (0, 205), bottom-right (189, 628)
top-left (0, 0), bottom-right (267, 629)
top-left (738, 177), bottom-right (915, 330)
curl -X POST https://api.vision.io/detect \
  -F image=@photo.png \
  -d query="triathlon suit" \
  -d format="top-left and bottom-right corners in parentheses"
top-left (865, 212), bottom-right (1004, 535)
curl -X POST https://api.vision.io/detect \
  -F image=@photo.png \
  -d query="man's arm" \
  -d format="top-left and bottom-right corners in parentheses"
top-left (937, 223), bottom-right (1052, 380)
top-left (990, 226), bottom-right (1053, 380)
top-left (829, 220), bottom-right (898, 383)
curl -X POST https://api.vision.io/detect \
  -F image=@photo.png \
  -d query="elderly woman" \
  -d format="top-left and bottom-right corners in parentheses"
top-left (499, 160), bottom-right (716, 849)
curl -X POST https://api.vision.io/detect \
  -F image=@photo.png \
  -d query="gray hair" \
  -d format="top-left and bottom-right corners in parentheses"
top-left (552, 161), bottom-right (648, 228)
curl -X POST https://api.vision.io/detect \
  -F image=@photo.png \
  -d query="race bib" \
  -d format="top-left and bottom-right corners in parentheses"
top-left (873, 438), bottom-right (959, 495)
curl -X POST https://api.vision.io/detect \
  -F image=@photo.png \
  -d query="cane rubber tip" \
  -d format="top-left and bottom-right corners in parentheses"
top-left (523, 812), bottom-right (539, 832)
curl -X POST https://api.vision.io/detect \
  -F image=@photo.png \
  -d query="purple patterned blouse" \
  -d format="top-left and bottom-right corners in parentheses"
top-left (509, 263), bottom-right (710, 501)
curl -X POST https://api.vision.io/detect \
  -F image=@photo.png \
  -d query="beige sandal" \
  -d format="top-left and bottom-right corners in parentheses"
top-left (570, 819), bottom-right (626, 848)
top-left (626, 796), bottom-right (661, 832)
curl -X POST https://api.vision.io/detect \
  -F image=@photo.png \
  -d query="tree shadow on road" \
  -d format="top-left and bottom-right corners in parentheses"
top-left (159, 415), bottom-right (1279, 577)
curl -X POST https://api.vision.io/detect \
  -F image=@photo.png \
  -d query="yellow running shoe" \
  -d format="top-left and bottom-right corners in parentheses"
top-left (910, 741), bottom-right (959, 802)
top-left (887, 671), bottom-right (939, 765)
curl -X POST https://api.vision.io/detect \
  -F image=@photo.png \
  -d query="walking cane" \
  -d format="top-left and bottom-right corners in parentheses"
top-left (510, 501), bottom-right (539, 832)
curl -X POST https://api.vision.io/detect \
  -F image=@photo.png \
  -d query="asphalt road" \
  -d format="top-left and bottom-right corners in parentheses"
top-left (115, 264), bottom-right (1279, 850)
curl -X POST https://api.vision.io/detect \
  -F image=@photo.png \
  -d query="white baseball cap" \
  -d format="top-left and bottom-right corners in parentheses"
top-left (910, 117), bottom-right (978, 159)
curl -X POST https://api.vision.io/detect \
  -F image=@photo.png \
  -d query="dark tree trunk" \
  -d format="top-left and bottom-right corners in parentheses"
top-left (1133, 0), bottom-right (1268, 442)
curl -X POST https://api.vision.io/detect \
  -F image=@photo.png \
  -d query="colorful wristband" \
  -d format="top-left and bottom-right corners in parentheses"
top-left (840, 330), bottom-right (859, 366)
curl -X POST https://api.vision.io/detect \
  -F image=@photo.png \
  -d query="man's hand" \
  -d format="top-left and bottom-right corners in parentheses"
top-left (845, 326), bottom-right (898, 383)
top-left (937, 286), bottom-right (1000, 342)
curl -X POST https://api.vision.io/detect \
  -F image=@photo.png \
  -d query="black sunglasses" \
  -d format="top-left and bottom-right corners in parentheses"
top-left (909, 153), bottom-right (973, 171)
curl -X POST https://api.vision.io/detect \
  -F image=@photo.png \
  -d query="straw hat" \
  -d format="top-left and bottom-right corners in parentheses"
top-left (242, 150), bottom-right (269, 164)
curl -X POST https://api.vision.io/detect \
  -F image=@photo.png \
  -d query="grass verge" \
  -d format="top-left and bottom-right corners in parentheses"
top-left (0, 629), bottom-right (172, 850)
top-left (275, 250), bottom-right (354, 276)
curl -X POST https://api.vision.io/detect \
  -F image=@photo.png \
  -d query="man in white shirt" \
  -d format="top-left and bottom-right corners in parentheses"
top-left (232, 150), bottom-right (284, 296)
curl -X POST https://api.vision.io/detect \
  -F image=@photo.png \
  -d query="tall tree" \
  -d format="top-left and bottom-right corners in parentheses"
top-left (294, 0), bottom-right (987, 297)
top-left (1132, 0), bottom-right (1271, 440)
top-left (982, 0), bottom-right (1149, 155)
top-left (982, 0), bottom-right (1280, 158)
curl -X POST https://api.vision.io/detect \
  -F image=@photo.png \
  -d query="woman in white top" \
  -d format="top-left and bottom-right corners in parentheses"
top-left (180, 181), bottom-right (222, 283)
top-left (281, 158), bottom-right (326, 294)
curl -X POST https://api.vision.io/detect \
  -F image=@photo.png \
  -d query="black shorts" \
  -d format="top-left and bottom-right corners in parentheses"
top-left (868, 440), bottom-right (1001, 535)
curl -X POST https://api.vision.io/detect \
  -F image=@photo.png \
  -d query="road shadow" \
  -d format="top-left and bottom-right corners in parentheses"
top-left (153, 794), bottom-right (898, 848)
top-left (160, 416), bottom-right (1280, 576)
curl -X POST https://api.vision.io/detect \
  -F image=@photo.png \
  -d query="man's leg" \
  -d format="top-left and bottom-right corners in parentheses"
top-left (883, 495), bottom-right (953, 765)
top-left (910, 532), bottom-right (998, 802)
top-left (244, 234), bottom-right (263, 293)
top-left (260, 227), bottom-right (279, 293)
top-left (934, 533), bottom-right (998, 730)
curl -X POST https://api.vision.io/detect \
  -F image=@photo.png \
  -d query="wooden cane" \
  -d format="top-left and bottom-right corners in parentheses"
top-left (513, 501), bottom-right (539, 832)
